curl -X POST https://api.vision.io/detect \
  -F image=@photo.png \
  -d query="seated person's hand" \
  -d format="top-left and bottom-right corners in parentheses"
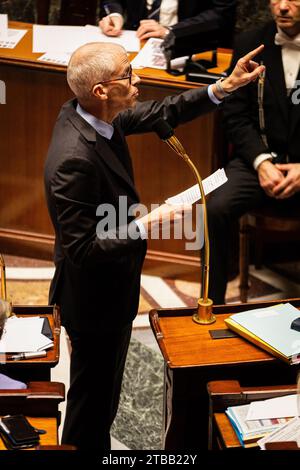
top-left (257, 160), bottom-right (284, 198)
top-left (272, 163), bottom-right (300, 199)
top-left (136, 19), bottom-right (169, 40)
top-left (99, 15), bottom-right (123, 36)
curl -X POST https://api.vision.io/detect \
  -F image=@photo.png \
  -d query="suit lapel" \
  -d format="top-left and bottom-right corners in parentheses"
top-left (263, 26), bottom-right (289, 125)
top-left (66, 100), bottom-right (139, 200)
top-left (95, 133), bottom-right (139, 200)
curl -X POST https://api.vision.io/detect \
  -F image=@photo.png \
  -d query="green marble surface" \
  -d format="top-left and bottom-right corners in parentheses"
top-left (111, 337), bottom-right (164, 450)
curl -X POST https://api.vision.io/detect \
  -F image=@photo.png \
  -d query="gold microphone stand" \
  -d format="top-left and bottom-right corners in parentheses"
top-left (0, 254), bottom-right (13, 319)
top-left (162, 134), bottom-right (216, 325)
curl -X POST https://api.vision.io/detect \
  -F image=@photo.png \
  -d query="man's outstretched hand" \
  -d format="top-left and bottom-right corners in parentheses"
top-left (212, 45), bottom-right (265, 99)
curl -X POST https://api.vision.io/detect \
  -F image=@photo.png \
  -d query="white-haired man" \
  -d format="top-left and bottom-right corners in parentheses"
top-left (44, 41), bottom-right (264, 450)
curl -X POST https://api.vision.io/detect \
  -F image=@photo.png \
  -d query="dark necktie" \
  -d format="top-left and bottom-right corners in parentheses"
top-left (109, 127), bottom-right (134, 182)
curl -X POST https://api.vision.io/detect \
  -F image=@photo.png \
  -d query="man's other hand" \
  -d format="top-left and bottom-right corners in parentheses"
top-left (137, 203), bottom-right (192, 235)
top-left (213, 45), bottom-right (266, 98)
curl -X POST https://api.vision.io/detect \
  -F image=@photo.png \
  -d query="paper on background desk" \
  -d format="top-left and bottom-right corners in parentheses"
top-left (246, 394), bottom-right (299, 421)
top-left (131, 37), bottom-right (188, 70)
top-left (38, 52), bottom-right (71, 66)
top-left (166, 168), bottom-right (227, 205)
top-left (0, 14), bottom-right (8, 39)
top-left (258, 416), bottom-right (300, 450)
top-left (33, 24), bottom-right (140, 54)
top-left (0, 316), bottom-right (53, 353)
top-left (85, 25), bottom-right (140, 52)
top-left (0, 14), bottom-right (27, 48)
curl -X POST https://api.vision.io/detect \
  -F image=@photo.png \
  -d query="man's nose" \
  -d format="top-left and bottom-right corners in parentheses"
top-left (132, 71), bottom-right (141, 85)
top-left (278, 0), bottom-right (290, 10)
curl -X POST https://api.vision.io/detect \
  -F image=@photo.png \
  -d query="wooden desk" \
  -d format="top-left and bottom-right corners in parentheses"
top-left (0, 22), bottom-right (231, 272)
top-left (0, 305), bottom-right (60, 381)
top-left (149, 298), bottom-right (300, 450)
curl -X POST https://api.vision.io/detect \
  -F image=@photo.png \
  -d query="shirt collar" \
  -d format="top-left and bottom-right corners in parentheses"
top-left (76, 103), bottom-right (114, 140)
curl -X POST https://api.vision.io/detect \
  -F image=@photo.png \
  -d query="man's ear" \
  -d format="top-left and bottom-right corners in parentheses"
top-left (92, 84), bottom-right (108, 101)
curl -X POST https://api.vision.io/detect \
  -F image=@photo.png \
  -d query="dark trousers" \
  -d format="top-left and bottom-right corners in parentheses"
top-left (207, 158), bottom-right (300, 304)
top-left (61, 322), bottom-right (132, 451)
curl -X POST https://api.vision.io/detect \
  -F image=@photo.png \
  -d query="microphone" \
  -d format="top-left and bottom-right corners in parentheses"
top-left (153, 118), bottom-right (215, 325)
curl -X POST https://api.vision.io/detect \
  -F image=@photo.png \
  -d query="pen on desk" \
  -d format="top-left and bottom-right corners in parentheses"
top-left (10, 351), bottom-right (47, 361)
top-left (147, 6), bottom-right (161, 20)
top-left (104, 4), bottom-right (115, 27)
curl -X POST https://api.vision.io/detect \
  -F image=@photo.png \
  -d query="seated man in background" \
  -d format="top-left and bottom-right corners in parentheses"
top-left (207, 0), bottom-right (300, 305)
top-left (99, 0), bottom-right (236, 47)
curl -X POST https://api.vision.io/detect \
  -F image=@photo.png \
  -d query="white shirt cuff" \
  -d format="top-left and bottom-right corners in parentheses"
top-left (134, 220), bottom-right (147, 239)
top-left (253, 153), bottom-right (273, 171)
top-left (208, 84), bottom-right (222, 105)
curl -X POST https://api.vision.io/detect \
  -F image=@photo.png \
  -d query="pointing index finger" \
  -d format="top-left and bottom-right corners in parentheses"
top-left (242, 44), bottom-right (264, 62)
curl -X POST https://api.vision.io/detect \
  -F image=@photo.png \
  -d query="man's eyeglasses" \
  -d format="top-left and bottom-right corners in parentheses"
top-left (271, 0), bottom-right (300, 4)
top-left (92, 65), bottom-right (133, 91)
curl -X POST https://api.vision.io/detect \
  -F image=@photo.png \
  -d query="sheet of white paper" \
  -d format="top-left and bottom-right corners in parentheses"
top-left (258, 416), bottom-right (300, 450)
top-left (38, 52), bottom-right (71, 66)
top-left (85, 25), bottom-right (140, 52)
top-left (165, 168), bottom-right (228, 205)
top-left (246, 394), bottom-right (298, 421)
top-left (131, 38), bottom-right (166, 69)
top-left (131, 37), bottom-right (188, 70)
top-left (33, 24), bottom-right (140, 54)
top-left (0, 14), bottom-right (8, 39)
top-left (0, 316), bottom-right (53, 353)
top-left (33, 25), bottom-right (88, 53)
top-left (0, 28), bottom-right (27, 49)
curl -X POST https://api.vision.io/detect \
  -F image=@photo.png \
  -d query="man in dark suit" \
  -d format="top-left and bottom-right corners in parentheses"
top-left (99, 0), bottom-right (236, 47)
top-left (207, 0), bottom-right (300, 305)
top-left (44, 41), bottom-right (264, 450)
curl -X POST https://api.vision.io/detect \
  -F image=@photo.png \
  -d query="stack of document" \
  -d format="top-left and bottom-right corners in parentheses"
top-left (0, 316), bottom-right (53, 353)
top-left (225, 302), bottom-right (300, 364)
top-left (226, 401), bottom-right (293, 448)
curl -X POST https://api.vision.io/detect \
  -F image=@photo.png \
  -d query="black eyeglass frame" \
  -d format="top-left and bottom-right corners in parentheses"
top-left (91, 65), bottom-right (133, 90)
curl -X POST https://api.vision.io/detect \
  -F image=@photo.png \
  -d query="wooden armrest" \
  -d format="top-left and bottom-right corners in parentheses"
top-left (207, 380), bottom-right (297, 412)
top-left (36, 445), bottom-right (77, 450)
top-left (265, 441), bottom-right (300, 450)
top-left (27, 381), bottom-right (65, 397)
top-left (0, 381), bottom-right (65, 416)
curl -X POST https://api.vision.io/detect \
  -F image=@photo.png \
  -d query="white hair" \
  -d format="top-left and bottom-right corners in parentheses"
top-left (67, 42), bottom-right (124, 102)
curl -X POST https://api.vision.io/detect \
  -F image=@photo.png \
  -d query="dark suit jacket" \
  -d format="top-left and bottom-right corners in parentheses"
top-left (222, 21), bottom-right (300, 168)
top-left (44, 89), bottom-right (217, 333)
top-left (100, 0), bottom-right (236, 47)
